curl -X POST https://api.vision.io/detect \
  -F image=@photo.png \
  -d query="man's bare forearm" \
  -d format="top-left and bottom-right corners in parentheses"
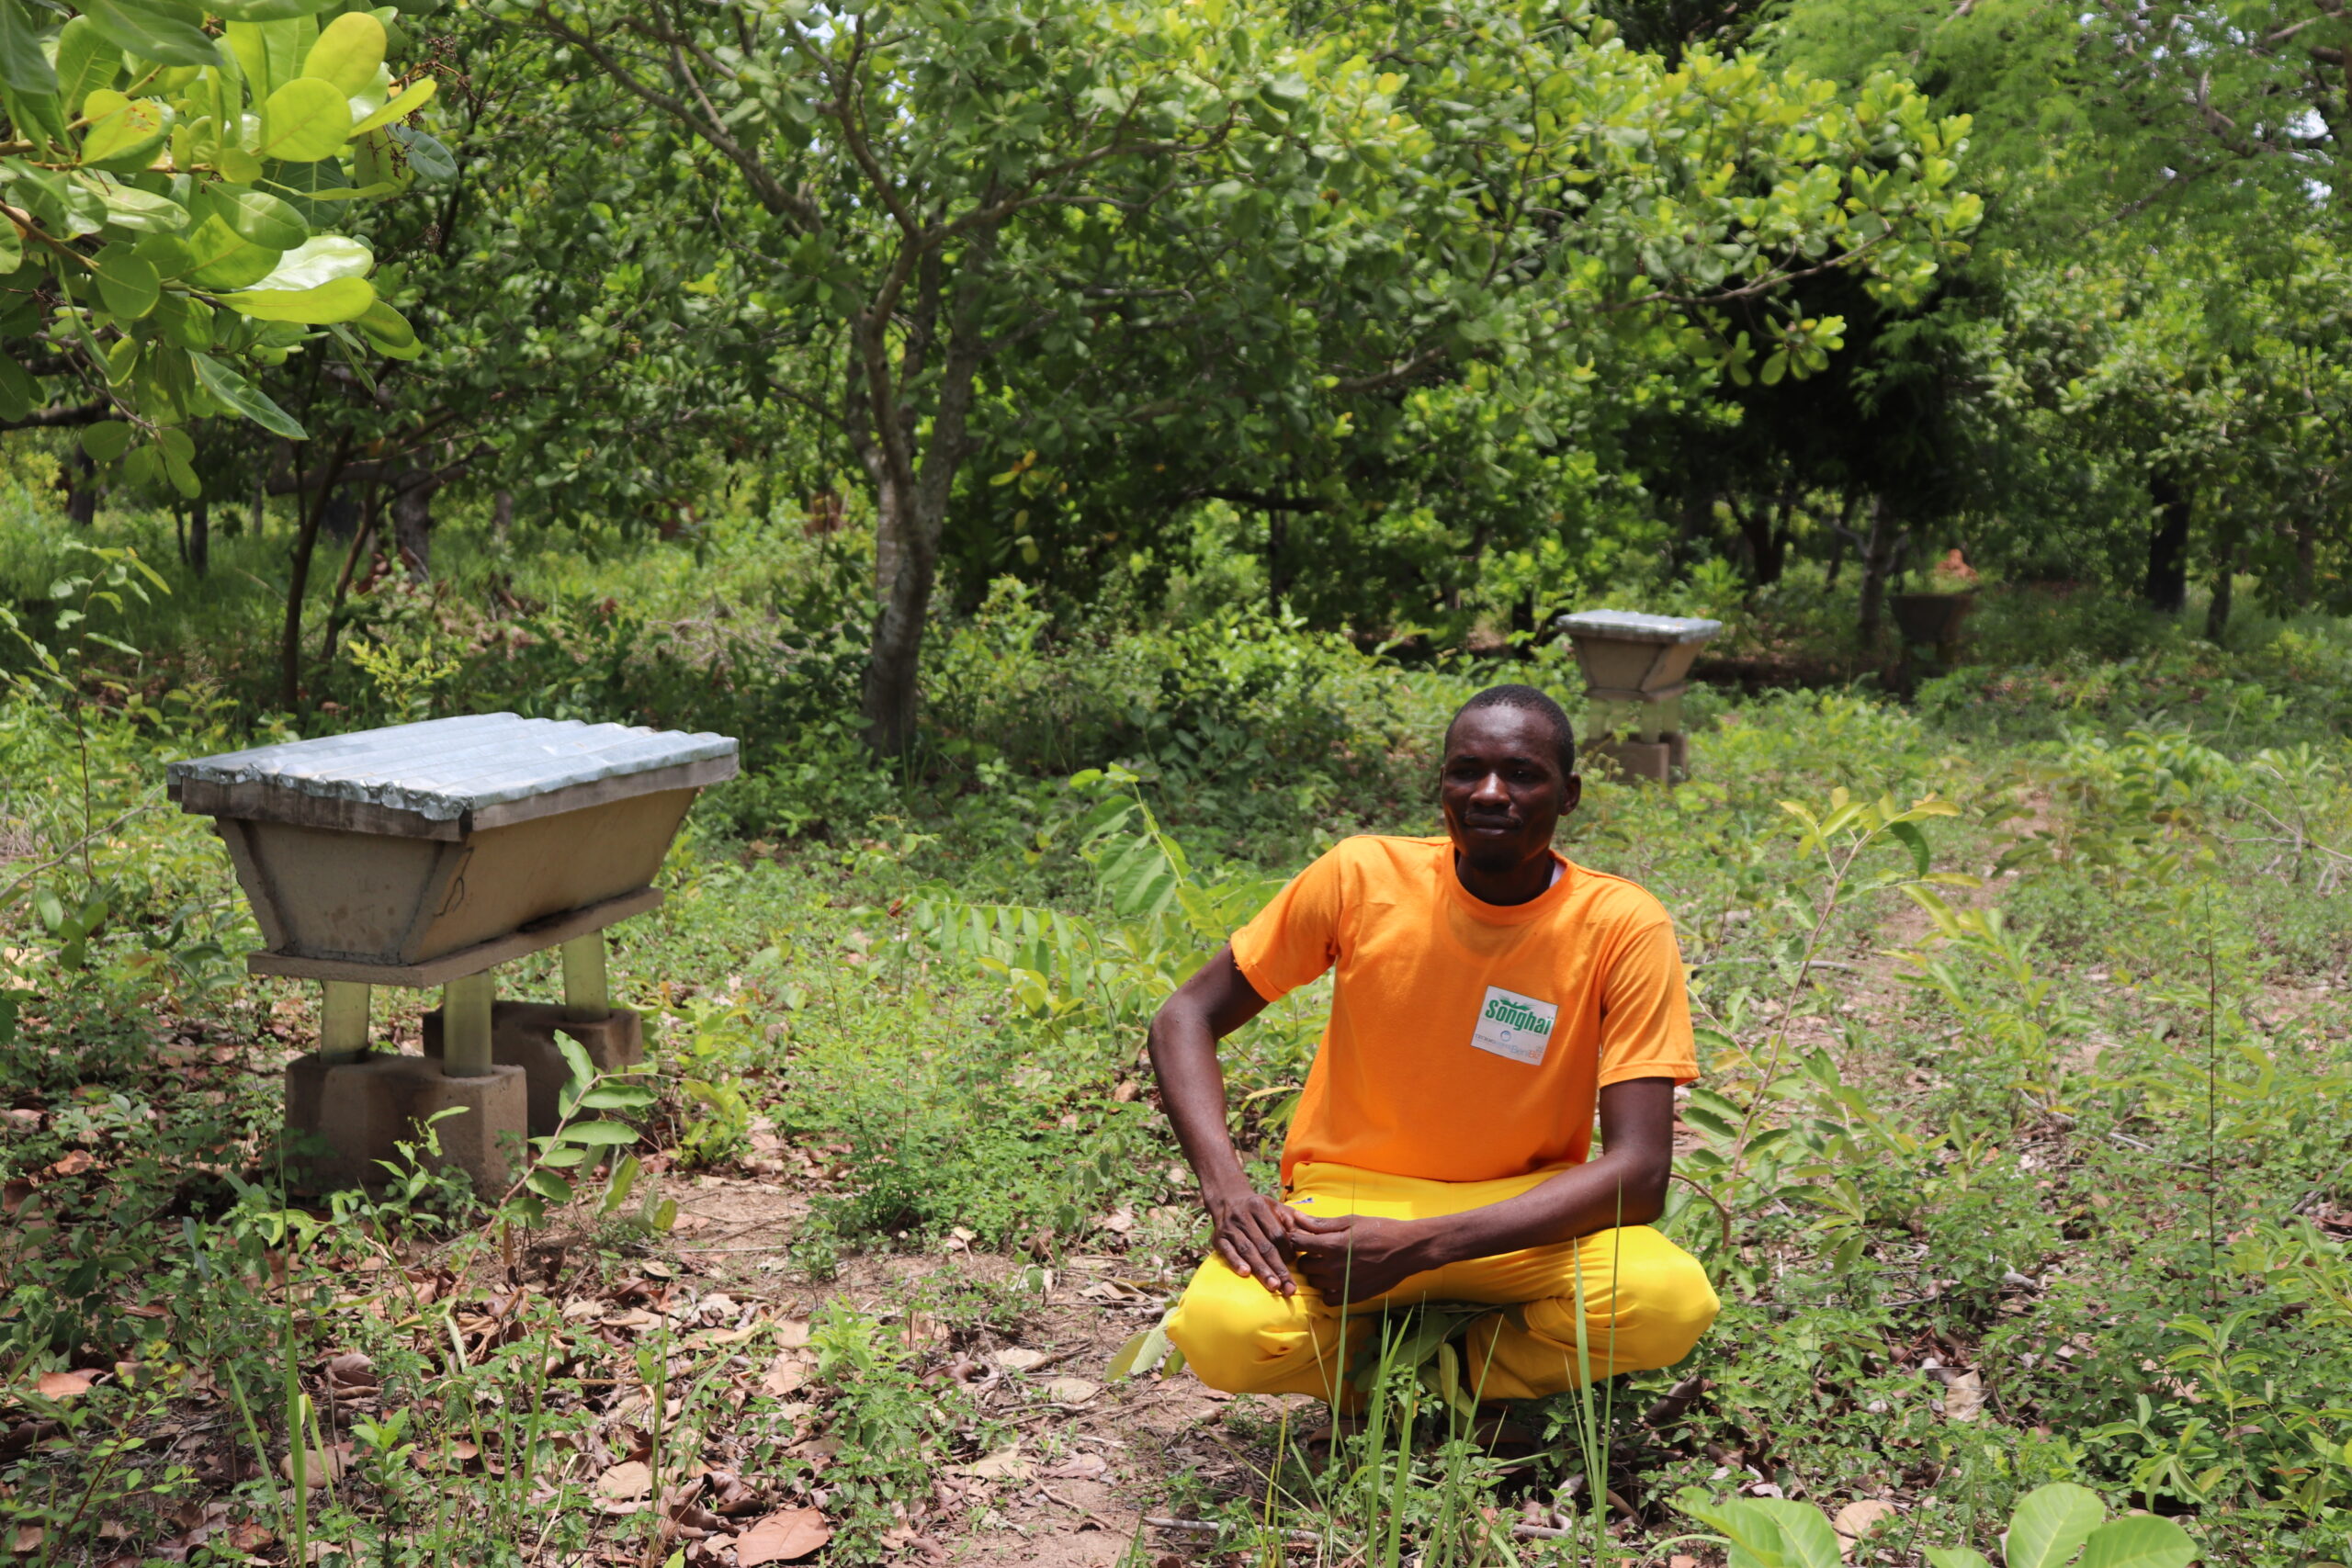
top-left (1148, 944), bottom-right (1273, 1190)
top-left (1385, 1077), bottom-right (1677, 1271)
top-left (1403, 1154), bottom-right (1667, 1269)
top-left (1148, 1002), bottom-right (1250, 1194)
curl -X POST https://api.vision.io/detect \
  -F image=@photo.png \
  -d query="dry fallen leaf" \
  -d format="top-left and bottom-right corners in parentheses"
top-left (775, 1318), bottom-right (812, 1349)
top-left (1045, 1376), bottom-right (1101, 1405)
top-left (958, 1446), bottom-right (1035, 1482)
top-left (735, 1508), bottom-right (831, 1565)
top-left (35, 1371), bottom-right (93, 1400)
top-left (1832, 1498), bottom-right (1899, 1557)
top-left (11, 1525), bottom-right (42, 1554)
top-left (760, 1354), bottom-right (809, 1397)
top-left (595, 1461), bottom-right (653, 1500)
top-left (1942, 1371), bottom-right (1985, 1423)
top-left (994, 1348), bottom-right (1049, 1372)
top-left (1042, 1452), bottom-right (1109, 1481)
top-left (277, 1445), bottom-right (353, 1486)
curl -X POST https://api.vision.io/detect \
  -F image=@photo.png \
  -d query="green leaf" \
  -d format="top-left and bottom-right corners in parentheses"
top-left (348, 76), bottom-right (434, 138)
top-left (560, 1121), bottom-right (639, 1147)
top-left (1748, 1500), bottom-right (1842, 1568)
top-left (596, 1155), bottom-right (639, 1217)
top-left (53, 18), bottom-right (120, 116)
top-left (525, 1169), bottom-right (571, 1203)
top-left (388, 122), bottom-right (453, 181)
top-left (189, 351), bottom-right (306, 438)
top-left (211, 0), bottom-right (340, 18)
top-left (242, 233), bottom-right (370, 290)
top-left (0, 223), bottom-right (18, 276)
top-left (93, 248), bottom-right (158, 319)
top-left (1104, 1323), bottom-right (1171, 1379)
top-left (160, 437), bottom-right (198, 498)
top-left (258, 76), bottom-right (353, 162)
top-left (2074, 1517), bottom-right (2198, 1568)
top-left (2004, 1483), bottom-right (2106, 1568)
top-left (356, 298), bottom-right (419, 359)
top-left (1886, 818), bottom-right (1931, 879)
top-left (220, 274), bottom-right (372, 322)
top-left (224, 18), bottom-right (303, 103)
top-left (1925, 1552), bottom-right (1996, 1568)
top-left (1678, 1494), bottom-right (1796, 1568)
top-left (208, 187), bottom-right (309, 250)
top-left (176, 214), bottom-right (284, 289)
top-left (0, 354), bottom-right (32, 422)
top-left (77, 89), bottom-right (170, 167)
top-left (301, 11), bottom-right (384, 95)
top-left (576, 1084), bottom-right (656, 1111)
top-left (0, 0), bottom-right (58, 96)
top-left (553, 1033), bottom-right (594, 1094)
top-left (77, 0), bottom-right (223, 67)
top-left (536, 1144), bottom-right (588, 1169)
top-left (80, 420), bottom-right (133, 461)
top-left (95, 180), bottom-right (188, 232)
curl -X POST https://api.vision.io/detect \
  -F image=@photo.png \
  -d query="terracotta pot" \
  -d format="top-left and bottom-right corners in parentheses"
top-left (1890, 592), bottom-right (1974, 647)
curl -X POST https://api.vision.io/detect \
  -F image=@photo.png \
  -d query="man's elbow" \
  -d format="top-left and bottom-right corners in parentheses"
top-left (1145, 995), bottom-right (1193, 1073)
top-left (1612, 1158), bottom-right (1671, 1228)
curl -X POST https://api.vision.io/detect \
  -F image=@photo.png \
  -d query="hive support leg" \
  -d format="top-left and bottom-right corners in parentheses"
top-left (441, 971), bottom-right (496, 1077)
top-left (561, 931), bottom-right (610, 1021)
top-left (319, 981), bottom-right (371, 1065)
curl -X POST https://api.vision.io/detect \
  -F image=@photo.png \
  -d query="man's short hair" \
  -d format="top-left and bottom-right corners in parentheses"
top-left (1448, 684), bottom-right (1577, 780)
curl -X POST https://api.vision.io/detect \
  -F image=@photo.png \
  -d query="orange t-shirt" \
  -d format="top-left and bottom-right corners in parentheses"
top-left (1230, 834), bottom-right (1697, 1185)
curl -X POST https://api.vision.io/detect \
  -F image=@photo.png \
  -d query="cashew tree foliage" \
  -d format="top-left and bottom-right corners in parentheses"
top-left (1772, 0), bottom-right (2352, 618)
top-left (0, 0), bottom-right (435, 472)
top-left (498, 0), bottom-right (1979, 757)
top-left (954, 30), bottom-right (1986, 630)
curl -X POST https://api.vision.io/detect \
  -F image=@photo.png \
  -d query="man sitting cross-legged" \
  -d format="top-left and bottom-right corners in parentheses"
top-left (1150, 683), bottom-right (1718, 1405)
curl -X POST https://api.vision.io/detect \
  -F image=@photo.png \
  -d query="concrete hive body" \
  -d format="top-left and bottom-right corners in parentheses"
top-left (170, 714), bottom-right (739, 1191)
top-left (1553, 611), bottom-right (1724, 784)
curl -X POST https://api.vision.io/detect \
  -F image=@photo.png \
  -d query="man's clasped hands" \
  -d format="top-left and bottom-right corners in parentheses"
top-left (1203, 1182), bottom-right (1438, 1303)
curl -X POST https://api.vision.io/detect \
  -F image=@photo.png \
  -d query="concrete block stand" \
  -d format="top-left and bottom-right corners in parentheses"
top-left (170, 715), bottom-right (732, 1204)
top-left (1555, 611), bottom-right (1723, 784)
top-left (423, 1001), bottom-right (645, 1136)
top-left (284, 1054), bottom-right (528, 1195)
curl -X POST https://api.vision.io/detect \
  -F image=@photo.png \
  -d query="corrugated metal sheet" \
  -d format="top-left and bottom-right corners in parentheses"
top-left (167, 715), bottom-right (739, 822)
top-left (1554, 610), bottom-right (1724, 644)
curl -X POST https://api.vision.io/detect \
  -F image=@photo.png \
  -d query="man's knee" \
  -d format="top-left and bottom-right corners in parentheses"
top-left (1164, 1258), bottom-right (1318, 1394)
top-left (1615, 1229), bottom-right (1720, 1366)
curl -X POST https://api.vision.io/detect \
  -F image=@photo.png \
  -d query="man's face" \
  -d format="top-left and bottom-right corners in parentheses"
top-left (1440, 706), bottom-right (1578, 877)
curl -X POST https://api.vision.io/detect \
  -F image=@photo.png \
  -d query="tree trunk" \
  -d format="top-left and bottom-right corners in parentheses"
top-left (1856, 494), bottom-right (1905, 652)
top-left (1268, 510), bottom-right (1290, 616)
top-left (857, 344), bottom-right (986, 758)
top-left (1732, 487), bottom-right (1792, 586)
top-left (66, 451), bottom-right (97, 525)
top-left (187, 495), bottom-right (209, 577)
top-left (874, 484), bottom-right (904, 608)
top-left (492, 489), bottom-right (514, 540)
top-left (391, 467), bottom-right (439, 580)
top-left (282, 435), bottom-right (355, 711)
top-left (1824, 490), bottom-right (1860, 589)
top-left (2204, 536), bottom-right (2238, 643)
top-left (2145, 471), bottom-right (2191, 613)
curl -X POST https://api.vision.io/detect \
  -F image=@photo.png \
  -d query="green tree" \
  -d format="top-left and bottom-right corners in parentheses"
top-left (0, 0), bottom-right (432, 481)
top-left (1770, 0), bottom-right (2352, 618)
top-left (504, 0), bottom-right (1980, 748)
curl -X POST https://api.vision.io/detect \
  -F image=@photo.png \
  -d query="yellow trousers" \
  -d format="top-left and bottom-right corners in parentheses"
top-left (1165, 1161), bottom-right (1719, 1404)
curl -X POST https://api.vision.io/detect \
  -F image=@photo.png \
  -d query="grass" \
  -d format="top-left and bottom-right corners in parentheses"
top-left (1, 489), bottom-right (2350, 1566)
